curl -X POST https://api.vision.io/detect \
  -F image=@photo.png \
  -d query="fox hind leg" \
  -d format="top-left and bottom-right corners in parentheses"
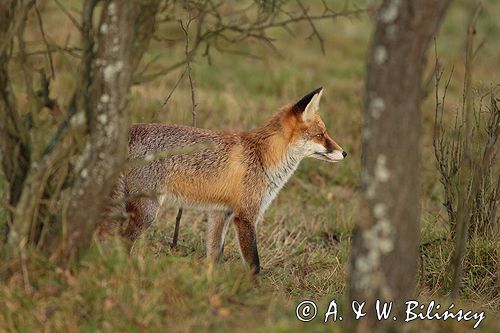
top-left (122, 197), bottom-right (159, 252)
top-left (206, 210), bottom-right (233, 268)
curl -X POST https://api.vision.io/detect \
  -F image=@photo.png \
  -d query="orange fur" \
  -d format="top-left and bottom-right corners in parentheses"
top-left (165, 145), bottom-right (246, 209)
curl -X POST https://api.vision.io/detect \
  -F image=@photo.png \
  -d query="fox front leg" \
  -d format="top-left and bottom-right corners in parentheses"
top-left (234, 215), bottom-right (260, 274)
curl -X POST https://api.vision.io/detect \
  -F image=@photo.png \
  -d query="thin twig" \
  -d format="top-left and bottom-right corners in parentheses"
top-left (133, 58), bottom-right (189, 84)
top-left (153, 67), bottom-right (188, 121)
top-left (20, 242), bottom-right (32, 293)
top-left (296, 0), bottom-right (325, 54)
top-left (450, 3), bottom-right (482, 300)
top-left (181, 16), bottom-right (198, 127)
top-left (21, 44), bottom-right (82, 58)
top-left (34, 4), bottom-right (56, 79)
top-left (54, 0), bottom-right (82, 31)
top-left (172, 16), bottom-right (200, 248)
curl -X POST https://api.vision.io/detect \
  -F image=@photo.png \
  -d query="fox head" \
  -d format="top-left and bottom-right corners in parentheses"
top-left (287, 87), bottom-right (347, 163)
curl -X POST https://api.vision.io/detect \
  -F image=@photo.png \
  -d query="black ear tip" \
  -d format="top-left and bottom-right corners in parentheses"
top-left (293, 87), bottom-right (324, 112)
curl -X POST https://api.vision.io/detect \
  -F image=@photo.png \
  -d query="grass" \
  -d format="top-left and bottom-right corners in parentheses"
top-left (1, 0), bottom-right (499, 332)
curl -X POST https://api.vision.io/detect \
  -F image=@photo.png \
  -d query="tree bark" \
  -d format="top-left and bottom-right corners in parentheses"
top-left (348, 0), bottom-right (450, 331)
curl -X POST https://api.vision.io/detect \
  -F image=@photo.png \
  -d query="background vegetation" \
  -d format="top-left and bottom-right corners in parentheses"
top-left (0, 0), bottom-right (498, 332)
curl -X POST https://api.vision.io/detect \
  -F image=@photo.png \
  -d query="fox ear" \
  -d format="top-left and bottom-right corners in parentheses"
top-left (293, 87), bottom-right (323, 123)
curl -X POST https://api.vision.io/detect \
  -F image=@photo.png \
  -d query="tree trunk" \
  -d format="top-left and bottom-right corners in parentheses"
top-left (348, 0), bottom-right (450, 331)
top-left (1, 1), bottom-right (160, 261)
top-left (60, 0), bottom-right (159, 261)
top-left (0, 0), bottom-right (33, 244)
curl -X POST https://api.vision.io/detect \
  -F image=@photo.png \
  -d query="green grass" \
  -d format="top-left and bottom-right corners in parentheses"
top-left (1, 0), bottom-right (499, 332)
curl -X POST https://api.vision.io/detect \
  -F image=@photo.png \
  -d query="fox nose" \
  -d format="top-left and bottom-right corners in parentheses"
top-left (342, 151), bottom-right (348, 158)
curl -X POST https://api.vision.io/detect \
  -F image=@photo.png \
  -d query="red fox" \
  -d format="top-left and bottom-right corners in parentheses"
top-left (112, 87), bottom-right (346, 274)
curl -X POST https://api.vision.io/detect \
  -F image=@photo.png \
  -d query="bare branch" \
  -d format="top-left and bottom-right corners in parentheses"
top-left (450, 3), bottom-right (482, 300)
top-left (34, 4), bottom-right (55, 79)
top-left (170, 15), bottom-right (200, 248)
top-left (137, 3), bottom-right (366, 84)
top-left (180, 16), bottom-right (198, 127)
top-left (296, 0), bottom-right (325, 54)
top-left (133, 58), bottom-right (189, 84)
top-left (0, 0), bottom-right (34, 55)
top-left (153, 67), bottom-right (188, 121)
top-left (54, 0), bottom-right (82, 31)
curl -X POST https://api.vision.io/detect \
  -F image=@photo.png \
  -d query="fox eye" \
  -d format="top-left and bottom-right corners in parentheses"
top-left (316, 133), bottom-right (324, 138)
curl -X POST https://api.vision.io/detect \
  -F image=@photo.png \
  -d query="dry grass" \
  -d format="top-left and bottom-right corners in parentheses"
top-left (1, 0), bottom-right (499, 332)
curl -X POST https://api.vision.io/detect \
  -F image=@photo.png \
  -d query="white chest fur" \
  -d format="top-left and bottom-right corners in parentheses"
top-left (259, 147), bottom-right (303, 218)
